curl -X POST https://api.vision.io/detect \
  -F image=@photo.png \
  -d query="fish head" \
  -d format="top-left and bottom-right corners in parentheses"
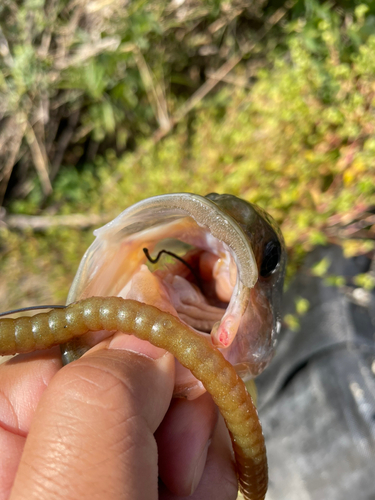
top-left (66, 193), bottom-right (286, 398)
top-left (205, 193), bottom-right (286, 379)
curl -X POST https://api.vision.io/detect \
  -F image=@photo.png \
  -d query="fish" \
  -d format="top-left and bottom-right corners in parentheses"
top-left (61, 193), bottom-right (286, 400)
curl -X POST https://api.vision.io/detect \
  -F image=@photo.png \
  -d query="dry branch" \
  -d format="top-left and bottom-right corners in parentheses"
top-left (134, 49), bottom-right (170, 131)
top-left (0, 212), bottom-right (113, 230)
top-left (54, 36), bottom-right (121, 70)
top-left (50, 108), bottom-right (81, 181)
top-left (25, 123), bottom-right (53, 196)
top-left (0, 117), bottom-right (27, 206)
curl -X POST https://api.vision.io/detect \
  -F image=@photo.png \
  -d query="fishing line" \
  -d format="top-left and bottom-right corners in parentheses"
top-left (0, 305), bottom-right (66, 318)
top-left (0, 249), bottom-right (202, 317)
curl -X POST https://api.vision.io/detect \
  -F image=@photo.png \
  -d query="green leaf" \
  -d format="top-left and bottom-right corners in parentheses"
top-left (295, 297), bottom-right (310, 315)
top-left (284, 314), bottom-right (300, 332)
top-left (311, 257), bottom-right (331, 277)
top-left (354, 273), bottom-right (375, 290)
top-left (323, 275), bottom-right (346, 287)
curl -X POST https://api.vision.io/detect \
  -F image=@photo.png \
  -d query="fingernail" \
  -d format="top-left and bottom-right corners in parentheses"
top-left (190, 439), bottom-right (211, 495)
top-left (108, 332), bottom-right (167, 360)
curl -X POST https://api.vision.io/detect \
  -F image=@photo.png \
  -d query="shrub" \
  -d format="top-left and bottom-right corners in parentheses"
top-left (0, 0), bottom-right (268, 205)
top-left (1, 1), bottom-right (374, 308)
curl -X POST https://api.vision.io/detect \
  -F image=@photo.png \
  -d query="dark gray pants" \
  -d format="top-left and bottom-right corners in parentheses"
top-left (257, 245), bottom-right (375, 500)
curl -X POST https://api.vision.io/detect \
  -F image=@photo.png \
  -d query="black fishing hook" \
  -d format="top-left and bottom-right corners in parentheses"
top-left (143, 247), bottom-right (202, 287)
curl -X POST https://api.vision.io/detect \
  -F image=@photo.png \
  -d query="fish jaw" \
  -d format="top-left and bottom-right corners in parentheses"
top-left (65, 193), bottom-right (285, 399)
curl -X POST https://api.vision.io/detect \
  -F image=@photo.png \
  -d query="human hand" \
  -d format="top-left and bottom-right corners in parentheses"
top-left (0, 331), bottom-right (238, 500)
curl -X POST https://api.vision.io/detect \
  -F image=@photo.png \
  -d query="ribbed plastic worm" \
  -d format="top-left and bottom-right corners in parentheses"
top-left (0, 296), bottom-right (267, 500)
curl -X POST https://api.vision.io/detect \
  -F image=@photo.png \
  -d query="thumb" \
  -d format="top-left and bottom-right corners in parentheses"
top-left (10, 336), bottom-right (175, 500)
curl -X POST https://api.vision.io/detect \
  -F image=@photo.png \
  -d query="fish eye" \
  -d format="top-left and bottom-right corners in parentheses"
top-left (260, 239), bottom-right (281, 277)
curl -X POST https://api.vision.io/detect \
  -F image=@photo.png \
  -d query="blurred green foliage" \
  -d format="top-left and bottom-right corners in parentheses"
top-left (353, 272), bottom-right (375, 290)
top-left (1, 0), bottom-right (375, 308)
top-left (284, 296), bottom-right (310, 331)
top-left (0, 0), bottom-right (268, 201)
top-left (311, 258), bottom-right (331, 277)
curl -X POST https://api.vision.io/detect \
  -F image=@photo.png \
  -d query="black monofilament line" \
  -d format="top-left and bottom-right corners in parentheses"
top-left (0, 305), bottom-right (67, 318)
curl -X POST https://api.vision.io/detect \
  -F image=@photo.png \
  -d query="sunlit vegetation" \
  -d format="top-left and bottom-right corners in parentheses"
top-left (0, 0), bottom-right (374, 309)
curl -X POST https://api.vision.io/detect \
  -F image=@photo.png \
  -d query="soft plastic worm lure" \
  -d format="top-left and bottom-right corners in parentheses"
top-left (0, 296), bottom-right (267, 500)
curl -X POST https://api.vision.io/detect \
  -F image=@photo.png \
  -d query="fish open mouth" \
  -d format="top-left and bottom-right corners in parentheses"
top-left (67, 194), bottom-right (260, 397)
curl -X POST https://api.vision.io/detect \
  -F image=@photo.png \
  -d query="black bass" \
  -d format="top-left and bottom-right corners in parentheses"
top-left (61, 193), bottom-right (286, 399)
